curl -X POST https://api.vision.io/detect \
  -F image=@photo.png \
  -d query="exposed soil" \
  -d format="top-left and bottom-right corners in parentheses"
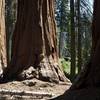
top-left (0, 78), bottom-right (71, 100)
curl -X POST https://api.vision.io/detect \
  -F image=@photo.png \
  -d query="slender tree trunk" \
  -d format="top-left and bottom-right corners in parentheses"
top-left (59, 1), bottom-right (63, 58)
top-left (5, 0), bottom-right (17, 63)
top-left (0, 0), bottom-right (7, 75)
top-left (3, 0), bottom-right (68, 83)
top-left (70, 0), bottom-right (76, 79)
top-left (59, 32), bottom-right (65, 58)
top-left (77, 0), bottom-right (82, 73)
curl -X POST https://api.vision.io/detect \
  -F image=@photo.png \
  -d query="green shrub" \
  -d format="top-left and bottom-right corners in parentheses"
top-left (59, 58), bottom-right (70, 74)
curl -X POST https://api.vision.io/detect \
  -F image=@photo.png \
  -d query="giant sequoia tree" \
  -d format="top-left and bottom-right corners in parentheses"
top-left (0, 0), bottom-right (7, 75)
top-left (3, 0), bottom-right (67, 83)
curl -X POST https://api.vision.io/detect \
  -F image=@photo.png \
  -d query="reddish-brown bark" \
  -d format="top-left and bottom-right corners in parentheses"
top-left (3, 0), bottom-right (68, 83)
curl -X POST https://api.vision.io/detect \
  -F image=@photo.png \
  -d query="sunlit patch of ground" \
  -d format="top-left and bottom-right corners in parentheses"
top-left (0, 78), bottom-right (71, 99)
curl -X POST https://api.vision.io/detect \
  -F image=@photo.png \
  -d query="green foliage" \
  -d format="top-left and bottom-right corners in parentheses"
top-left (59, 58), bottom-right (70, 74)
top-left (55, 0), bottom-right (70, 32)
top-left (55, 0), bottom-right (70, 58)
top-left (56, 0), bottom-right (93, 75)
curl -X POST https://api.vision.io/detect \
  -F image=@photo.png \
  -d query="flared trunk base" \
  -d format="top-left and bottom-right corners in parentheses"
top-left (3, 57), bottom-right (70, 83)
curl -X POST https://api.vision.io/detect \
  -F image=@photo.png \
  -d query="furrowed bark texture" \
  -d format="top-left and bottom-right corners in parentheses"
top-left (3, 0), bottom-right (67, 83)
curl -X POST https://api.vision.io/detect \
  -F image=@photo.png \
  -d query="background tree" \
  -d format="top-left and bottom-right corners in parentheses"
top-left (80, 0), bottom-right (92, 65)
top-left (76, 0), bottom-right (82, 72)
top-left (55, 0), bottom-right (70, 58)
top-left (70, 0), bottom-right (76, 79)
top-left (55, 0), bottom-right (92, 79)
top-left (66, 0), bottom-right (99, 90)
top-left (5, 0), bottom-right (17, 63)
top-left (3, 0), bottom-right (68, 83)
top-left (75, 0), bottom-right (92, 73)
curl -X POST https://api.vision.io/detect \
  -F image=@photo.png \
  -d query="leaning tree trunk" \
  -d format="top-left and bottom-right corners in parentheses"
top-left (0, 0), bottom-right (7, 75)
top-left (3, 0), bottom-right (68, 83)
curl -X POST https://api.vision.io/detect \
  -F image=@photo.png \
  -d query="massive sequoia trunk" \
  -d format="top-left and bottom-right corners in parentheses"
top-left (3, 0), bottom-right (67, 83)
top-left (0, 0), bottom-right (7, 75)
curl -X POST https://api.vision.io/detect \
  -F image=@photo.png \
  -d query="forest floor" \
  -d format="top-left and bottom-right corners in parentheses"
top-left (0, 78), bottom-right (71, 100)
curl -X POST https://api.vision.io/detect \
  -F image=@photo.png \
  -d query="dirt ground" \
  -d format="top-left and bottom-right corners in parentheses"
top-left (0, 78), bottom-right (71, 100)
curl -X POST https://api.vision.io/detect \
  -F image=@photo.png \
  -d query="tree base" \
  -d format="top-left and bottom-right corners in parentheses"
top-left (3, 57), bottom-right (70, 83)
top-left (17, 62), bottom-right (70, 83)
